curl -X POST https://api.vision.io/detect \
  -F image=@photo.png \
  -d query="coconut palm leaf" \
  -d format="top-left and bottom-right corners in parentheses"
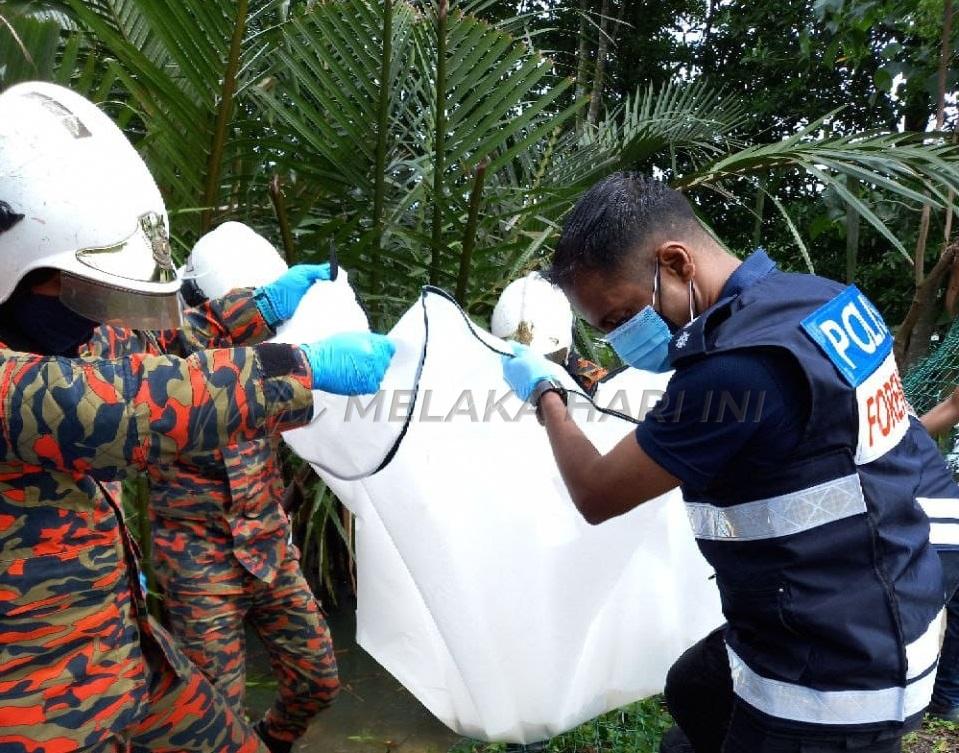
top-left (675, 118), bottom-right (959, 260)
top-left (0, 7), bottom-right (123, 120)
top-left (0, 14), bottom-right (63, 87)
top-left (255, 0), bottom-right (581, 322)
top-left (67, 0), bottom-right (286, 238)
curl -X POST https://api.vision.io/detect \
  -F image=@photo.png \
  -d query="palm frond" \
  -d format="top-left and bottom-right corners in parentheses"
top-left (68, 0), bottom-right (284, 237)
top-left (677, 121), bottom-right (959, 259)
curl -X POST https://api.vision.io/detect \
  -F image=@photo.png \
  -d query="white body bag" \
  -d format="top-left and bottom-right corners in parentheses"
top-left (274, 277), bottom-right (723, 743)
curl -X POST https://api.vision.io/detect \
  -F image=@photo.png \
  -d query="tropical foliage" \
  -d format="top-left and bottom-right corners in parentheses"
top-left (5, 0), bottom-right (959, 328)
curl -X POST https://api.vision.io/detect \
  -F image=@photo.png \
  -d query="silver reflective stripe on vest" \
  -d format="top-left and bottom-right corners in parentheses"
top-left (929, 523), bottom-right (959, 546)
top-left (918, 498), bottom-right (959, 546)
top-left (918, 498), bottom-right (959, 520)
top-left (906, 609), bottom-right (945, 681)
top-left (686, 475), bottom-right (867, 542)
top-left (727, 629), bottom-right (940, 725)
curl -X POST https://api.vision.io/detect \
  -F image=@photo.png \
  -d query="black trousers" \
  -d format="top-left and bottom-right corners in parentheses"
top-left (663, 628), bottom-right (905, 753)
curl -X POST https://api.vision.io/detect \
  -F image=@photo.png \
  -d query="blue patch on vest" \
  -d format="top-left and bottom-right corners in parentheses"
top-left (800, 285), bottom-right (892, 388)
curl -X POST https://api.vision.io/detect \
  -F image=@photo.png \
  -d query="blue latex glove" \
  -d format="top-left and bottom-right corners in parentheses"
top-left (255, 263), bottom-right (332, 327)
top-left (301, 332), bottom-right (395, 395)
top-left (501, 341), bottom-right (564, 402)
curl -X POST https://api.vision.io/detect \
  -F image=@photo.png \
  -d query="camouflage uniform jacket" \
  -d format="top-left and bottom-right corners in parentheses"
top-left (0, 293), bottom-right (313, 750)
top-left (83, 290), bottom-right (290, 591)
top-left (568, 355), bottom-right (609, 394)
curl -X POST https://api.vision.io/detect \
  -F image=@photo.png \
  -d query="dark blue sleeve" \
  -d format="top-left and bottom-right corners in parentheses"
top-left (635, 350), bottom-right (809, 490)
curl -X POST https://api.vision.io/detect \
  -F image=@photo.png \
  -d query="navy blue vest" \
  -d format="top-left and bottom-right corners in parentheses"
top-left (671, 264), bottom-right (949, 731)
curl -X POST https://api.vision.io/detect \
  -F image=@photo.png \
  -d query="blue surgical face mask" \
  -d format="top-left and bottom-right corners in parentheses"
top-left (604, 261), bottom-right (696, 373)
top-left (605, 305), bottom-right (672, 372)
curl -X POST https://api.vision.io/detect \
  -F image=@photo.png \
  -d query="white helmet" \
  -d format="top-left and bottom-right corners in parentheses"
top-left (181, 222), bottom-right (288, 301)
top-left (491, 272), bottom-right (574, 356)
top-left (0, 81), bottom-right (180, 329)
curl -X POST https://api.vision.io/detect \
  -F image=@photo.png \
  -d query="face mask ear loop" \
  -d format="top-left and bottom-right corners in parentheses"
top-left (653, 260), bottom-right (662, 314)
top-left (687, 279), bottom-right (696, 324)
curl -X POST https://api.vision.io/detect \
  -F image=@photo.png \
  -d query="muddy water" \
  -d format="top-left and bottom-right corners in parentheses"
top-left (245, 606), bottom-right (461, 753)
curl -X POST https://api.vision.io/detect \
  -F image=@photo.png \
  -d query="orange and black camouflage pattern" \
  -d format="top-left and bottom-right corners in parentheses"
top-left (82, 290), bottom-right (293, 589)
top-left (0, 290), bottom-right (314, 751)
top-left (149, 438), bottom-right (292, 593)
top-left (87, 290), bottom-right (340, 740)
top-left (86, 288), bottom-right (275, 360)
top-left (569, 356), bottom-right (608, 394)
top-left (163, 547), bottom-right (340, 742)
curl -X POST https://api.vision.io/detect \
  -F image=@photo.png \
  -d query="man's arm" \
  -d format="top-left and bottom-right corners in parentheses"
top-left (0, 343), bottom-right (313, 478)
top-left (504, 344), bottom-right (805, 526)
top-left (539, 391), bottom-right (679, 524)
top-left (154, 288), bottom-right (274, 351)
top-left (121, 264), bottom-right (334, 357)
top-left (921, 386), bottom-right (959, 437)
top-left (87, 289), bottom-right (276, 360)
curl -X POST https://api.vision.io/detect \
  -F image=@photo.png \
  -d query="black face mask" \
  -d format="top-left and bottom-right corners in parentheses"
top-left (180, 278), bottom-right (208, 309)
top-left (11, 293), bottom-right (97, 356)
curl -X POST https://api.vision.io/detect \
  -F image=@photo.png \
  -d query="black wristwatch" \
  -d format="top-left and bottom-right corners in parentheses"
top-left (530, 378), bottom-right (568, 426)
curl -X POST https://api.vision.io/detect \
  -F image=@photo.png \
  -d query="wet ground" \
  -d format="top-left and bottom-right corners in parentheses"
top-left (245, 604), bottom-right (461, 753)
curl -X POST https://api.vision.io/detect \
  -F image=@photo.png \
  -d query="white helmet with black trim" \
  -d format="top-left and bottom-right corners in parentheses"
top-left (181, 222), bottom-right (288, 303)
top-left (0, 81), bottom-right (181, 329)
top-left (491, 271), bottom-right (574, 357)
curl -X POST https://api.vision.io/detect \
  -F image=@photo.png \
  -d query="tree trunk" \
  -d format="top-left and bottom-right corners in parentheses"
top-left (752, 185), bottom-right (765, 249)
top-left (895, 241), bottom-right (958, 371)
top-left (897, 0), bottom-right (954, 365)
top-left (905, 285), bottom-right (944, 368)
top-left (698, 0), bottom-right (716, 69)
top-left (574, 0), bottom-right (592, 131)
top-left (910, 0), bottom-right (952, 286)
top-left (200, 0), bottom-right (249, 233)
top-left (845, 179), bottom-right (860, 283)
top-left (429, 0), bottom-right (449, 286)
top-left (586, 0), bottom-right (612, 126)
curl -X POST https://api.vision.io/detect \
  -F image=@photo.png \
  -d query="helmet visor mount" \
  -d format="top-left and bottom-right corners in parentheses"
top-left (65, 211), bottom-right (182, 330)
top-left (75, 211), bottom-right (177, 284)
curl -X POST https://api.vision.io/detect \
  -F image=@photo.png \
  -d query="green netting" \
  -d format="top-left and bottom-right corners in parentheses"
top-left (903, 316), bottom-right (959, 416)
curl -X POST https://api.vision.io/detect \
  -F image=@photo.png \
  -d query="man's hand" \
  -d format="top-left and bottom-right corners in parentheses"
top-left (921, 385), bottom-right (959, 437)
top-left (501, 341), bottom-right (565, 401)
top-left (301, 332), bottom-right (395, 395)
top-left (255, 263), bottom-right (332, 326)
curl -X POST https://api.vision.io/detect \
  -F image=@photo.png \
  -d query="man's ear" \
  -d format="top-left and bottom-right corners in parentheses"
top-left (656, 242), bottom-right (695, 282)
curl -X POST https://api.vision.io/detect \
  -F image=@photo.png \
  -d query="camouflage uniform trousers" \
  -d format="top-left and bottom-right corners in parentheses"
top-left (160, 548), bottom-right (339, 744)
top-left (71, 623), bottom-right (270, 753)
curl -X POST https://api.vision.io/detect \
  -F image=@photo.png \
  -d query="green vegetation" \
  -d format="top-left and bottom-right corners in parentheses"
top-left (451, 697), bottom-right (673, 753)
top-left (4, 0), bottom-right (959, 340)
top-left (904, 716), bottom-right (959, 753)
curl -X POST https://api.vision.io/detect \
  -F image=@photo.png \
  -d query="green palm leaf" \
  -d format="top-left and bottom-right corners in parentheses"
top-left (68, 0), bottom-right (285, 238)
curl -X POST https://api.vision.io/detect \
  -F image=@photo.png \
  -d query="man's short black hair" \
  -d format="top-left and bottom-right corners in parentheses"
top-left (547, 172), bottom-right (701, 288)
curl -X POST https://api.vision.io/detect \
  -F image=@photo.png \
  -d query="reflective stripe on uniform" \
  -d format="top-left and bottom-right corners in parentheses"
top-left (686, 475), bottom-right (866, 542)
top-left (929, 523), bottom-right (959, 547)
top-left (906, 609), bottom-right (944, 681)
top-left (726, 612), bottom-right (943, 725)
top-left (918, 498), bottom-right (959, 519)
top-left (917, 498), bottom-right (959, 546)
